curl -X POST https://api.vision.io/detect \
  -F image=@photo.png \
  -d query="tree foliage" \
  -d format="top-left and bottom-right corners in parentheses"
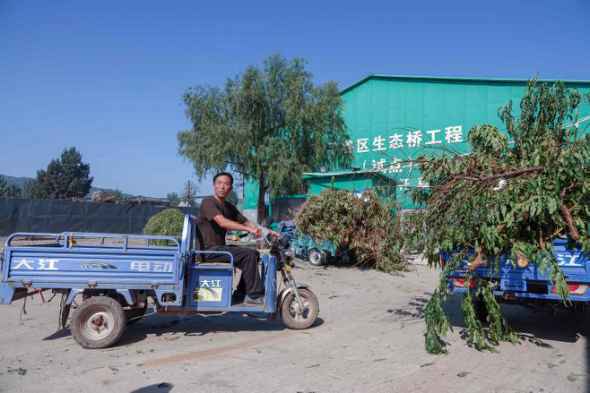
top-left (178, 54), bottom-right (351, 223)
top-left (166, 192), bottom-right (181, 207)
top-left (181, 180), bottom-right (197, 207)
top-left (295, 189), bottom-right (406, 272)
top-left (414, 80), bottom-right (590, 353)
top-left (20, 180), bottom-right (36, 199)
top-left (0, 176), bottom-right (21, 198)
top-left (144, 208), bottom-right (184, 238)
top-left (32, 147), bottom-right (93, 199)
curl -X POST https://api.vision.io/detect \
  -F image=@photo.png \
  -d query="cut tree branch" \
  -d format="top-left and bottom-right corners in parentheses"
top-left (457, 166), bottom-right (545, 182)
top-left (560, 185), bottom-right (580, 241)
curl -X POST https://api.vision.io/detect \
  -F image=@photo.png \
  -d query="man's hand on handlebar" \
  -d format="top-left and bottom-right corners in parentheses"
top-left (249, 227), bottom-right (280, 240)
top-left (250, 227), bottom-right (262, 238)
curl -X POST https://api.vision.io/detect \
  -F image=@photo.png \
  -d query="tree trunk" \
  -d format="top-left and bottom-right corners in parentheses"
top-left (257, 174), bottom-right (267, 225)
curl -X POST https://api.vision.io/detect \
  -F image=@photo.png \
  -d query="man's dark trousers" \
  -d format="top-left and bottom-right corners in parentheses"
top-left (201, 246), bottom-right (264, 295)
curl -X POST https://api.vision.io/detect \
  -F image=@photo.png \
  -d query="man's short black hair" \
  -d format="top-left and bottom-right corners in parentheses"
top-left (213, 172), bottom-right (234, 186)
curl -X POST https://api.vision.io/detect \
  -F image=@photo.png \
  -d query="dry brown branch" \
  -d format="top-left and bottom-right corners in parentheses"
top-left (560, 185), bottom-right (580, 241)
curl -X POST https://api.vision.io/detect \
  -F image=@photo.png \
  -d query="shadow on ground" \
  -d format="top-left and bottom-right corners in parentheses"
top-left (437, 292), bottom-right (590, 391)
top-left (130, 382), bottom-right (173, 393)
top-left (43, 313), bottom-right (325, 347)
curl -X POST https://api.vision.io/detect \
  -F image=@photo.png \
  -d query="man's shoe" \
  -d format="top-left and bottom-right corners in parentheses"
top-left (244, 294), bottom-right (264, 305)
top-left (232, 291), bottom-right (245, 304)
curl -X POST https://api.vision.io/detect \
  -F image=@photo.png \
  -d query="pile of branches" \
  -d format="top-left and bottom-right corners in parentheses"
top-left (295, 189), bottom-right (406, 272)
top-left (413, 80), bottom-right (590, 353)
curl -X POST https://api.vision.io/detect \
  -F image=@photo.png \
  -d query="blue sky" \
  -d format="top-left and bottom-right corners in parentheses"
top-left (1, 0), bottom-right (588, 197)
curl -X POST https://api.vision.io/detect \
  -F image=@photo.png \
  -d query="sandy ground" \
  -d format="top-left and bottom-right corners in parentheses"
top-left (0, 249), bottom-right (589, 393)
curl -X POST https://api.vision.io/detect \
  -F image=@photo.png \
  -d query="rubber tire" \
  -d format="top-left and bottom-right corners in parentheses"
top-left (71, 296), bottom-right (127, 349)
top-left (281, 288), bottom-right (319, 330)
top-left (308, 249), bottom-right (326, 266)
top-left (125, 304), bottom-right (147, 325)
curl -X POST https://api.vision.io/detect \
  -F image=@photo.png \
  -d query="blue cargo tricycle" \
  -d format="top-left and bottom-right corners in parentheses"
top-left (0, 215), bottom-right (319, 348)
top-left (446, 238), bottom-right (590, 319)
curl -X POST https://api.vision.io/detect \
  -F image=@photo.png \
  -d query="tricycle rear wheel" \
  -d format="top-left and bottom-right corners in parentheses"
top-left (281, 288), bottom-right (319, 329)
top-left (71, 296), bottom-right (127, 349)
top-left (308, 249), bottom-right (327, 266)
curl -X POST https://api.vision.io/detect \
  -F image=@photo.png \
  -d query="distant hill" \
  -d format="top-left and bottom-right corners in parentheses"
top-left (1, 174), bottom-right (30, 189)
top-left (0, 174), bottom-right (135, 198)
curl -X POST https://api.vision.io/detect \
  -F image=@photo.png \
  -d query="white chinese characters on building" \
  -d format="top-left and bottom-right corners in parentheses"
top-left (357, 138), bottom-right (369, 153)
top-left (389, 134), bottom-right (403, 149)
top-left (445, 125), bottom-right (463, 144)
top-left (425, 129), bottom-right (442, 145)
top-left (355, 125), bottom-right (463, 154)
top-left (406, 131), bottom-right (422, 148)
top-left (372, 136), bottom-right (386, 151)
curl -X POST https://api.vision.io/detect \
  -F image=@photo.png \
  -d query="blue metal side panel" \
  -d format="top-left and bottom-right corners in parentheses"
top-left (0, 283), bottom-right (15, 304)
top-left (448, 239), bottom-right (590, 301)
top-left (188, 266), bottom-right (233, 309)
top-left (262, 255), bottom-right (277, 313)
top-left (6, 247), bottom-right (178, 284)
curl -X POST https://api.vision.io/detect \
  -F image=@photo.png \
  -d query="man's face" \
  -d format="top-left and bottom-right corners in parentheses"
top-left (214, 175), bottom-right (232, 199)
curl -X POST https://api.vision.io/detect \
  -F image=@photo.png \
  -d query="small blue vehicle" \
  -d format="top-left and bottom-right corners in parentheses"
top-left (291, 234), bottom-right (338, 266)
top-left (276, 221), bottom-right (347, 267)
top-left (0, 215), bottom-right (319, 349)
top-left (447, 238), bottom-right (590, 313)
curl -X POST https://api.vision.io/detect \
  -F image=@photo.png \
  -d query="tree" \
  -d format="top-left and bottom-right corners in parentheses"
top-left (178, 54), bottom-right (352, 223)
top-left (166, 192), bottom-right (181, 207)
top-left (144, 208), bottom-right (184, 240)
top-left (295, 189), bottom-right (406, 272)
top-left (33, 147), bottom-right (93, 199)
top-left (227, 189), bottom-right (239, 206)
top-left (181, 180), bottom-right (197, 207)
top-left (20, 180), bottom-right (36, 199)
top-left (110, 190), bottom-right (128, 203)
top-left (0, 176), bottom-right (21, 198)
top-left (0, 176), bottom-right (8, 196)
top-left (414, 80), bottom-right (590, 353)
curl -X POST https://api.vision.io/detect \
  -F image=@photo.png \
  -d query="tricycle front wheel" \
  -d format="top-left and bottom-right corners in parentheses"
top-left (281, 288), bottom-right (319, 329)
top-left (71, 296), bottom-right (127, 349)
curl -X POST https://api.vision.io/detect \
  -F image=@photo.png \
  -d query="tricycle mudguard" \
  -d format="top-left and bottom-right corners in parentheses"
top-left (277, 283), bottom-right (311, 310)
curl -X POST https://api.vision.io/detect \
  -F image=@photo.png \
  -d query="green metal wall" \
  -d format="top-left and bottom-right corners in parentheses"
top-left (307, 176), bottom-right (374, 195)
top-left (243, 178), bottom-right (259, 210)
top-left (342, 76), bottom-right (590, 208)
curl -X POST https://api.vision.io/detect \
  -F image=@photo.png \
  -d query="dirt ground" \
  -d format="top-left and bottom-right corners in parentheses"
top-left (0, 250), bottom-right (589, 393)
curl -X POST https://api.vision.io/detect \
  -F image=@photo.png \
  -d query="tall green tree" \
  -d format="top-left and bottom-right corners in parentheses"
top-left (20, 180), bottom-right (36, 199)
top-left (166, 192), bottom-right (181, 207)
top-left (181, 180), bottom-right (197, 207)
top-left (178, 54), bottom-right (351, 223)
top-left (0, 176), bottom-right (21, 198)
top-left (415, 81), bottom-right (590, 353)
top-left (33, 147), bottom-right (93, 199)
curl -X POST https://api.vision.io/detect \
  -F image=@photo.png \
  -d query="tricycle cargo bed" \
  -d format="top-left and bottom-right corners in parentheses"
top-left (1, 232), bottom-right (181, 297)
top-left (447, 238), bottom-right (590, 302)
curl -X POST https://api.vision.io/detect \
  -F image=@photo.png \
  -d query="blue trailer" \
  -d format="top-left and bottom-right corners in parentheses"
top-left (0, 215), bottom-right (319, 349)
top-left (447, 238), bottom-right (590, 310)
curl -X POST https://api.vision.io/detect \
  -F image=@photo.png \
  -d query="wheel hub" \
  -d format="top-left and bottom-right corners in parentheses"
top-left (289, 298), bottom-right (309, 320)
top-left (83, 311), bottom-right (115, 340)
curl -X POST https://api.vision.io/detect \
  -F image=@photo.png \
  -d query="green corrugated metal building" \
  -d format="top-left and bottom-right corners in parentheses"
top-left (244, 75), bottom-right (590, 219)
top-left (303, 169), bottom-right (396, 196)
